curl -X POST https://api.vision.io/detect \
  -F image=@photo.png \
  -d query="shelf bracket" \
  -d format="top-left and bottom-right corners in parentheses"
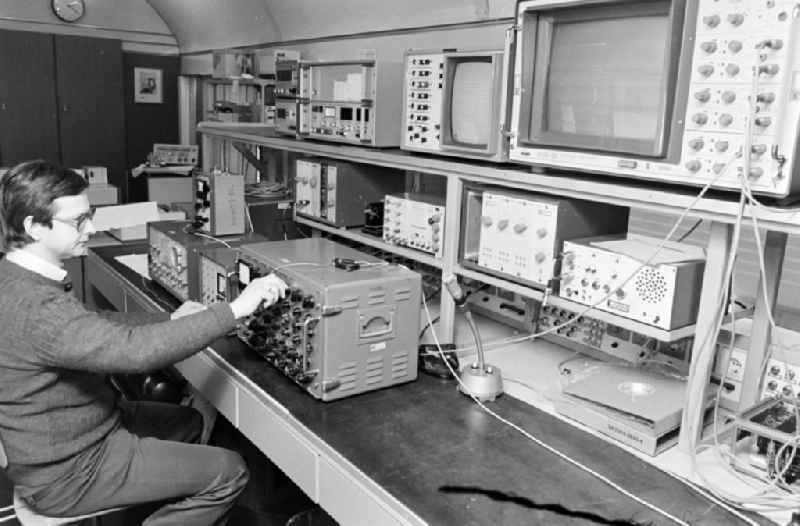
top-left (679, 221), bottom-right (735, 453)
top-left (232, 141), bottom-right (274, 182)
top-left (738, 230), bottom-right (787, 410)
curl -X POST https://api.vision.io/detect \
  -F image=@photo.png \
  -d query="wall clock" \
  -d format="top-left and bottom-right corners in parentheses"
top-left (51, 0), bottom-right (86, 23)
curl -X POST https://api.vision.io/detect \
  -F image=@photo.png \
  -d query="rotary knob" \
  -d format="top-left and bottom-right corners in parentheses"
top-left (758, 64), bottom-right (779, 76)
top-left (758, 39), bottom-right (783, 50)
top-left (685, 160), bottom-right (702, 172)
top-left (715, 141), bottom-right (729, 152)
top-left (748, 167), bottom-right (764, 179)
top-left (703, 14), bottom-right (720, 27)
top-left (718, 114), bottom-right (733, 127)
top-left (754, 116), bottom-right (772, 127)
top-left (694, 89), bottom-right (711, 103)
top-left (757, 92), bottom-right (776, 103)
top-left (497, 219), bottom-right (509, 230)
top-left (513, 223), bottom-right (527, 234)
top-left (534, 252), bottom-right (546, 263)
top-left (727, 13), bottom-right (744, 26)
top-left (688, 138), bottom-right (704, 151)
top-left (700, 41), bottom-right (717, 53)
top-left (536, 228), bottom-right (547, 239)
top-left (712, 162), bottom-right (727, 174)
top-left (751, 144), bottom-right (767, 156)
top-left (728, 40), bottom-right (743, 53)
top-left (698, 64), bottom-right (715, 77)
top-left (481, 216), bottom-right (493, 227)
top-left (692, 113), bottom-right (708, 125)
top-left (721, 91), bottom-right (736, 104)
top-left (725, 63), bottom-right (740, 77)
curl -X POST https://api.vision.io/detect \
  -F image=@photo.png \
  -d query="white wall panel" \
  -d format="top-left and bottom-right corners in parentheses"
top-left (149, 0), bottom-right (516, 54)
top-left (0, 0), bottom-right (176, 49)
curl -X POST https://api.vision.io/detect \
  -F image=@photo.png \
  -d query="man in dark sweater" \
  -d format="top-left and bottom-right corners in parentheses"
top-left (0, 160), bottom-right (287, 525)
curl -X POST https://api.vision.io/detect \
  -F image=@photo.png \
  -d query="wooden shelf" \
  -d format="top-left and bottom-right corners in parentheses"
top-left (198, 122), bottom-right (800, 235)
top-left (293, 216), bottom-right (443, 269)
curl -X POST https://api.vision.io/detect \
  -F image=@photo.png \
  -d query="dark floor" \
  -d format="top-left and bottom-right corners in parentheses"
top-left (0, 415), bottom-right (337, 526)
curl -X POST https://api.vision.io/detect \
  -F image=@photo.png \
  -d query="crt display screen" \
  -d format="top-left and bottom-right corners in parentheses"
top-left (534, 14), bottom-right (668, 144)
top-left (450, 60), bottom-right (493, 146)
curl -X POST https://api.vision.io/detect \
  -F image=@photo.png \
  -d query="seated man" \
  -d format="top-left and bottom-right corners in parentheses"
top-left (0, 160), bottom-right (287, 525)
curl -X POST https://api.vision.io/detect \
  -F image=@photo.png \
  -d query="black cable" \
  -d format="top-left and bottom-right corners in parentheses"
top-left (677, 218), bottom-right (703, 242)
top-left (419, 315), bottom-right (440, 340)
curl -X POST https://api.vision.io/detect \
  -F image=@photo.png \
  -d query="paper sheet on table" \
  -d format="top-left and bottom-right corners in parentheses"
top-left (92, 202), bottom-right (160, 231)
top-left (590, 233), bottom-right (705, 265)
top-left (114, 254), bottom-right (150, 280)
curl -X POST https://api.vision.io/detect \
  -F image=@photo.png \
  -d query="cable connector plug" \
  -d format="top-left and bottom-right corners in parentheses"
top-left (442, 274), bottom-right (467, 307)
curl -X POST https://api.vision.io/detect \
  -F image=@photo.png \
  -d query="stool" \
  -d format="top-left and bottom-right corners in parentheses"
top-left (13, 488), bottom-right (125, 526)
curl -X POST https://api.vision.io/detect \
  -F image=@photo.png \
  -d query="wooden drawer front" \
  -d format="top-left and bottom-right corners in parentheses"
top-left (175, 353), bottom-right (238, 425)
top-left (318, 456), bottom-right (409, 526)
top-left (85, 256), bottom-right (124, 310)
top-left (238, 389), bottom-right (318, 500)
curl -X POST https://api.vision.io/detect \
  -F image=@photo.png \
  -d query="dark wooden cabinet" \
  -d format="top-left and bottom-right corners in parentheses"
top-left (0, 30), bottom-right (126, 199)
top-left (0, 30), bottom-right (60, 166)
top-left (55, 35), bottom-right (126, 194)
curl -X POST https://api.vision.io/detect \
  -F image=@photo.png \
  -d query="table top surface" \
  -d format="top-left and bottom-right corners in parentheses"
top-left (91, 244), bottom-right (767, 526)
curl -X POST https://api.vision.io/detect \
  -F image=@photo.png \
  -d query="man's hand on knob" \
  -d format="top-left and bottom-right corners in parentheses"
top-left (230, 273), bottom-right (288, 319)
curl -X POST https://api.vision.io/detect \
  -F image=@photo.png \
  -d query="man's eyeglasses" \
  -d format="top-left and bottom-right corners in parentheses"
top-left (52, 208), bottom-right (96, 232)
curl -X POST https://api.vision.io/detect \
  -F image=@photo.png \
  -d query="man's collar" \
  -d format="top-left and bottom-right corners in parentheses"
top-left (6, 249), bottom-right (68, 282)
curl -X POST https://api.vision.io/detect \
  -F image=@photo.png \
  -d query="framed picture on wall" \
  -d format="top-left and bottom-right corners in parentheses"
top-left (134, 67), bottom-right (162, 103)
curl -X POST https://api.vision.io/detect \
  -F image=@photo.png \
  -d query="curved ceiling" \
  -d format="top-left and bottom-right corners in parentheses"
top-left (146, 0), bottom-right (279, 53)
top-left (147, 0), bottom-right (515, 53)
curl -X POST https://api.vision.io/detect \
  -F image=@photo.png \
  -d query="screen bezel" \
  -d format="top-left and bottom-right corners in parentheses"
top-left (441, 53), bottom-right (503, 155)
top-left (516, 0), bottom-right (686, 158)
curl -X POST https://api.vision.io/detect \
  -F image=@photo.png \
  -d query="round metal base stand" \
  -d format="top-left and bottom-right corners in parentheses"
top-left (458, 362), bottom-right (504, 402)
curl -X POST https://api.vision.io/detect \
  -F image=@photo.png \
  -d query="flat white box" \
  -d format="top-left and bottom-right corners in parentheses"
top-left (86, 184), bottom-right (118, 206)
top-left (553, 396), bottom-right (679, 456)
top-left (108, 209), bottom-right (186, 241)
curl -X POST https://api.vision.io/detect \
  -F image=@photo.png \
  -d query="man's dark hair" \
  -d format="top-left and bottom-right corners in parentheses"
top-left (0, 160), bottom-right (88, 250)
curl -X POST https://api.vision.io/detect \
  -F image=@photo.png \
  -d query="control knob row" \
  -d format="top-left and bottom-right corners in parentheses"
top-left (697, 63), bottom-right (740, 77)
top-left (702, 13), bottom-right (744, 27)
top-left (480, 216), bottom-right (548, 238)
top-left (685, 160), bottom-right (766, 178)
top-left (700, 40), bottom-right (741, 54)
top-left (694, 89), bottom-right (738, 104)
top-left (691, 113), bottom-right (740, 127)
